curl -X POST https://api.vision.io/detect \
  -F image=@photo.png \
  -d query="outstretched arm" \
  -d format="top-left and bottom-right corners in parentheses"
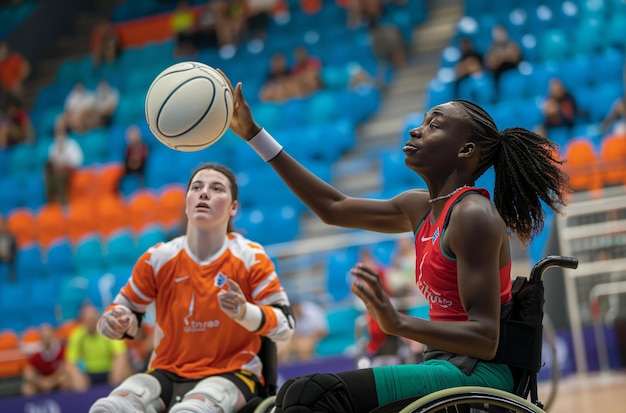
top-left (219, 70), bottom-right (429, 233)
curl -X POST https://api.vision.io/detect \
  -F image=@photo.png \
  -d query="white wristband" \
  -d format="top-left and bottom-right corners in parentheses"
top-left (235, 302), bottom-right (264, 332)
top-left (247, 129), bottom-right (283, 162)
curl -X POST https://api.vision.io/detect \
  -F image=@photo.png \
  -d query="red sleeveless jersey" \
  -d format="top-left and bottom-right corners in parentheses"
top-left (414, 187), bottom-right (512, 322)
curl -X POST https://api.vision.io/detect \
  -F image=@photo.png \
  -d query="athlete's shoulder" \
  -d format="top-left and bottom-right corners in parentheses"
top-left (226, 232), bottom-right (270, 267)
top-left (143, 235), bottom-right (186, 268)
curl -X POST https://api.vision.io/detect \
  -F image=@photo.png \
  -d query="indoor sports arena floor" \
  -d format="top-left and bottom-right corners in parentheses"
top-left (539, 370), bottom-right (626, 413)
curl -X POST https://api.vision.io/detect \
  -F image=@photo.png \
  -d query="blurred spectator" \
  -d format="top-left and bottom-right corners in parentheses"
top-left (276, 299), bottom-right (328, 363)
top-left (385, 237), bottom-right (419, 298)
top-left (63, 82), bottom-right (97, 134)
top-left (21, 324), bottom-right (72, 396)
top-left (348, 63), bottom-right (378, 91)
top-left (193, 0), bottom-right (223, 49)
top-left (90, 18), bottom-right (121, 67)
top-left (454, 37), bottom-right (484, 96)
top-left (345, 0), bottom-right (382, 29)
top-left (0, 216), bottom-right (17, 282)
top-left (93, 79), bottom-right (120, 128)
top-left (221, 0), bottom-right (249, 50)
top-left (357, 247), bottom-right (424, 366)
top-left (290, 46), bottom-right (323, 95)
top-left (45, 116), bottom-right (84, 205)
top-left (123, 124), bottom-right (149, 185)
top-left (537, 78), bottom-right (578, 137)
top-left (484, 24), bottom-right (521, 86)
top-left (65, 304), bottom-right (132, 391)
top-left (600, 93), bottom-right (626, 135)
top-left (171, 0), bottom-right (198, 57)
top-left (246, 0), bottom-right (278, 43)
top-left (0, 41), bottom-right (31, 98)
top-left (0, 93), bottom-right (33, 149)
top-left (259, 52), bottom-right (302, 102)
top-left (369, 19), bottom-right (406, 70)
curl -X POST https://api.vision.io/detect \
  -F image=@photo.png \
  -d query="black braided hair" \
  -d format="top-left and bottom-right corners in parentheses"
top-left (452, 100), bottom-right (571, 245)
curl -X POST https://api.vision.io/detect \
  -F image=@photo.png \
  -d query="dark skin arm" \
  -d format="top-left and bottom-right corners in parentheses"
top-left (352, 194), bottom-right (506, 360)
top-left (219, 69), bottom-right (430, 233)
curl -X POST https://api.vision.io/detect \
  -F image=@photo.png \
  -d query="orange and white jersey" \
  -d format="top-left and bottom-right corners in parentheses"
top-left (112, 232), bottom-right (293, 380)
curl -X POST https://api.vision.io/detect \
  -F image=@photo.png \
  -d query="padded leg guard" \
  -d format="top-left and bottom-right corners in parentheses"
top-left (274, 373), bottom-right (355, 413)
top-left (169, 376), bottom-right (241, 413)
top-left (89, 373), bottom-right (163, 413)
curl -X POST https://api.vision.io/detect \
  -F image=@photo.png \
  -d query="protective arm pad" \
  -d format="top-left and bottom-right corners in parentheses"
top-left (98, 304), bottom-right (140, 340)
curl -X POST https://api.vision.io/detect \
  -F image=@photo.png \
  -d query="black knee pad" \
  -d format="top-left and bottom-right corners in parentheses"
top-left (276, 373), bottom-right (353, 413)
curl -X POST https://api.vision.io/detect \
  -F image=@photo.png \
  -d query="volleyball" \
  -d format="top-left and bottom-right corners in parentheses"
top-left (145, 61), bottom-right (233, 152)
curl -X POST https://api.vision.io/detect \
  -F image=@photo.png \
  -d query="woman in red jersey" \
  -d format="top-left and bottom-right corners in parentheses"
top-left (219, 70), bottom-right (570, 412)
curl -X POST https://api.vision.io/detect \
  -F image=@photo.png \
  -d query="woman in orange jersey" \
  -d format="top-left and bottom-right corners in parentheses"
top-left (89, 163), bottom-right (295, 413)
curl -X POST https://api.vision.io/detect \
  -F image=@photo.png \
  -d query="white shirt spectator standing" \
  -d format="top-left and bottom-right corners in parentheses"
top-left (63, 82), bottom-right (97, 134)
top-left (45, 116), bottom-right (84, 205)
top-left (93, 79), bottom-right (120, 128)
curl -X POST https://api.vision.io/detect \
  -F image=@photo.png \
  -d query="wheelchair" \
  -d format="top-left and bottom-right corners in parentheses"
top-left (261, 255), bottom-right (578, 413)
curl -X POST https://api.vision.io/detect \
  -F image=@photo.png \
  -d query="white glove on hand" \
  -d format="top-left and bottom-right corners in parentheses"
top-left (97, 304), bottom-right (139, 340)
top-left (218, 279), bottom-right (247, 320)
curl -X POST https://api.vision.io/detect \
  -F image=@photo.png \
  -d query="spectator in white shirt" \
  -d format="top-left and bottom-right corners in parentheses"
top-left (93, 79), bottom-right (119, 128)
top-left (45, 116), bottom-right (84, 205)
top-left (63, 82), bottom-right (97, 134)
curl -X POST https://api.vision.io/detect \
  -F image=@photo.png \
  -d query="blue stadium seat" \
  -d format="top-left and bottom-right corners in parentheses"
top-left (57, 275), bottom-right (89, 321)
top-left (380, 150), bottom-right (427, 193)
top-left (425, 79), bottom-right (454, 108)
top-left (572, 18), bottom-right (605, 56)
top-left (15, 243), bottom-right (45, 282)
top-left (9, 143), bottom-right (38, 177)
top-left (233, 207), bottom-right (270, 243)
top-left (18, 172), bottom-right (46, 210)
top-left (29, 277), bottom-right (60, 326)
top-left (79, 128), bottom-right (110, 166)
top-left (326, 246), bottom-right (360, 302)
top-left (538, 29), bottom-right (569, 61)
top-left (74, 235), bottom-right (105, 273)
top-left (316, 305), bottom-right (362, 356)
top-left (145, 146), bottom-right (179, 189)
top-left (371, 239), bottom-right (396, 267)
top-left (105, 230), bottom-right (138, 268)
top-left (306, 91), bottom-right (340, 124)
top-left (114, 92), bottom-right (147, 126)
top-left (0, 281), bottom-right (29, 332)
top-left (136, 225), bottom-right (166, 255)
top-left (87, 271), bottom-right (119, 311)
top-left (45, 238), bottom-right (76, 277)
top-left (457, 72), bottom-right (496, 105)
top-left (119, 174), bottom-right (143, 197)
top-left (0, 176), bottom-right (22, 215)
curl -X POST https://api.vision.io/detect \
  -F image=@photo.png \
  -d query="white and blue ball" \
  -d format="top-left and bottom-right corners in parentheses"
top-left (145, 61), bottom-right (233, 152)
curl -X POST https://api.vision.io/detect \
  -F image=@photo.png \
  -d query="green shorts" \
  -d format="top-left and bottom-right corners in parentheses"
top-left (373, 359), bottom-right (514, 406)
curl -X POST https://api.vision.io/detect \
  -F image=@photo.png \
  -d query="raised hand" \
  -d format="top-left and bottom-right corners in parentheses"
top-left (218, 278), bottom-right (248, 321)
top-left (97, 304), bottom-right (139, 340)
top-left (351, 263), bottom-right (401, 335)
top-left (216, 68), bottom-right (261, 141)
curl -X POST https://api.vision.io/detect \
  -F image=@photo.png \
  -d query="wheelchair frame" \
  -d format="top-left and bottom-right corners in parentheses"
top-left (258, 255), bottom-right (578, 413)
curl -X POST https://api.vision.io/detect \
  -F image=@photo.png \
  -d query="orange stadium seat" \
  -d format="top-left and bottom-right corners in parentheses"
top-left (98, 163), bottom-right (125, 198)
top-left (563, 138), bottom-right (603, 195)
top-left (6, 208), bottom-right (37, 247)
top-left (20, 327), bottom-right (41, 356)
top-left (68, 168), bottom-right (100, 204)
top-left (67, 200), bottom-right (99, 243)
top-left (97, 194), bottom-right (130, 237)
top-left (55, 320), bottom-right (78, 343)
top-left (36, 203), bottom-right (68, 248)
top-left (0, 330), bottom-right (27, 378)
top-left (158, 185), bottom-right (186, 231)
top-left (598, 134), bottom-right (626, 187)
top-left (128, 189), bottom-right (159, 233)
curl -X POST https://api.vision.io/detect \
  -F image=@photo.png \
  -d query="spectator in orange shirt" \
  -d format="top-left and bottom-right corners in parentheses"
top-left (0, 41), bottom-right (30, 98)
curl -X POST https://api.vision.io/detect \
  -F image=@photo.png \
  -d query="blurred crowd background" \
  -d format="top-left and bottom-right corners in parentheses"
top-left (0, 0), bottom-right (625, 408)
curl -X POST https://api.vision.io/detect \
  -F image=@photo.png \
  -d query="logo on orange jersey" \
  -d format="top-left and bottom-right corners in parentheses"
top-left (183, 293), bottom-right (220, 333)
top-left (215, 272), bottom-right (228, 287)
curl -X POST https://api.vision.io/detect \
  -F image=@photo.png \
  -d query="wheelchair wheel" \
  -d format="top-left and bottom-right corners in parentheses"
top-left (397, 386), bottom-right (546, 413)
top-left (252, 395), bottom-right (276, 413)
